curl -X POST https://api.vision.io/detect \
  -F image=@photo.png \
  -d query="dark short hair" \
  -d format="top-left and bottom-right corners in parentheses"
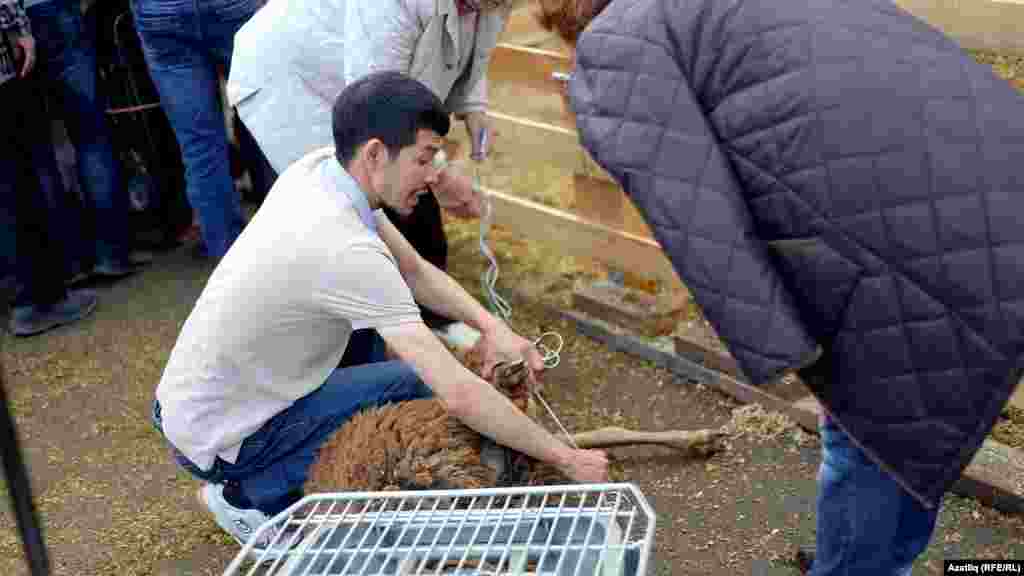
top-left (332, 71), bottom-right (451, 167)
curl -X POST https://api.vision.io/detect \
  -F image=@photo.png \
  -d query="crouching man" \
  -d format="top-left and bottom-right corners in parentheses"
top-left (152, 71), bottom-right (608, 554)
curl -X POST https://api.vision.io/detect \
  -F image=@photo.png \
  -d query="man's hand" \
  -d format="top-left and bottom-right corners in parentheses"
top-left (474, 321), bottom-right (544, 382)
top-left (462, 111), bottom-right (490, 161)
top-left (430, 164), bottom-right (483, 219)
top-left (556, 447), bottom-right (610, 483)
top-left (14, 34), bottom-right (35, 78)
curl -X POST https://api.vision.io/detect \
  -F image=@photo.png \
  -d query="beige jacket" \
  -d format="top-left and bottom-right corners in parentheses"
top-left (227, 0), bottom-right (509, 173)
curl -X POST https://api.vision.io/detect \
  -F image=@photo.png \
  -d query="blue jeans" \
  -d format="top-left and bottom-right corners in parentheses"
top-left (810, 416), bottom-right (940, 576)
top-left (27, 0), bottom-right (132, 269)
top-left (130, 0), bottom-right (256, 260)
top-left (153, 330), bottom-right (433, 516)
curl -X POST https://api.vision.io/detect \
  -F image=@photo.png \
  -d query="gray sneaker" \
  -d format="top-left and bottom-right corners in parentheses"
top-left (8, 290), bottom-right (98, 337)
top-left (197, 484), bottom-right (303, 561)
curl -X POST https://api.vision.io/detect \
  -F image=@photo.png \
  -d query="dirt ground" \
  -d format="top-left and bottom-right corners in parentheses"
top-left (0, 214), bottom-right (1022, 576)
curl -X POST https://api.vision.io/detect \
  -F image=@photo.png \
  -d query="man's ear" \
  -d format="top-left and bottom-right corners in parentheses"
top-left (364, 139), bottom-right (391, 171)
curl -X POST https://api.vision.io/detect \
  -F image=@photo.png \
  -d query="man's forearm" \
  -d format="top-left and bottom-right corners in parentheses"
top-left (379, 323), bottom-right (573, 476)
top-left (407, 258), bottom-right (501, 335)
top-left (450, 370), bottom-right (572, 469)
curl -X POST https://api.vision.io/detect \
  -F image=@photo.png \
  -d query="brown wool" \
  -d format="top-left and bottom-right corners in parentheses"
top-left (304, 346), bottom-right (570, 493)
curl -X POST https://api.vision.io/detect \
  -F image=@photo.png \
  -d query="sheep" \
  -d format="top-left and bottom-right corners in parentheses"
top-left (304, 344), bottom-right (727, 494)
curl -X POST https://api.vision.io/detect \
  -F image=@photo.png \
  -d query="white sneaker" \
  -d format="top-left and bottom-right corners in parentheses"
top-left (197, 484), bottom-right (297, 560)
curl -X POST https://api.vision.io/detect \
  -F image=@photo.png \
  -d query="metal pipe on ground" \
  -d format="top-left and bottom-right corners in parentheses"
top-left (0, 354), bottom-right (52, 576)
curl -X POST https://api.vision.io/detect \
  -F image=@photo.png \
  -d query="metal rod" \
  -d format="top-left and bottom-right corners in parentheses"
top-left (494, 492), bottom-right (534, 572)
top-left (334, 492), bottom-right (386, 575)
top-left (518, 491), bottom-right (550, 574)
top-left (362, 496), bottom-right (415, 575)
top-left (550, 490), bottom-right (588, 576)
top-left (454, 495), bottom-right (496, 570)
top-left (407, 495), bottom-right (445, 575)
top-left (434, 494), bottom-right (477, 574)
top-left (571, 490), bottom-right (605, 576)
top-left (592, 488), bottom-right (626, 575)
top-left (346, 495), bottom-right (404, 576)
top-left (0, 355), bottom-right (52, 576)
top-left (299, 499), bottom-right (345, 576)
top-left (474, 490), bottom-right (515, 573)
top-left (536, 491), bottom-right (568, 570)
top-left (376, 494), bottom-right (429, 573)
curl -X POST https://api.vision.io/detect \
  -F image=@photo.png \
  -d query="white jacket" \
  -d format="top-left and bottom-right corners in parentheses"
top-left (227, 0), bottom-right (509, 174)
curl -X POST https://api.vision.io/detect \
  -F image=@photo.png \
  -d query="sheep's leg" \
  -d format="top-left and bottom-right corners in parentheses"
top-left (567, 426), bottom-right (727, 456)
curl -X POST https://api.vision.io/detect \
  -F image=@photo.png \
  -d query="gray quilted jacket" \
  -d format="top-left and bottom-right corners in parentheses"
top-left (569, 0), bottom-right (1024, 508)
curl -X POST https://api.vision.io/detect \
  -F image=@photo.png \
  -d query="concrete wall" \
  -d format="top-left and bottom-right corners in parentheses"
top-left (895, 0), bottom-right (1024, 55)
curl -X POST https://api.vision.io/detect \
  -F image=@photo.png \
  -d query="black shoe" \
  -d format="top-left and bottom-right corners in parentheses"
top-left (8, 290), bottom-right (98, 337)
top-left (794, 547), bottom-right (814, 575)
top-left (66, 268), bottom-right (92, 287)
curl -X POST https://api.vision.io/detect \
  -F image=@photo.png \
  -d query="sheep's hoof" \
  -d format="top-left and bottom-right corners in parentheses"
top-left (690, 428), bottom-right (729, 457)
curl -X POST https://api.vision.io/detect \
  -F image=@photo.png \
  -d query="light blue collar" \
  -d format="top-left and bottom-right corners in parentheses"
top-left (325, 156), bottom-right (378, 233)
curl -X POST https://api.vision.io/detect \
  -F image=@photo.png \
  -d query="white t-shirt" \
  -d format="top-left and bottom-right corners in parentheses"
top-left (155, 148), bottom-right (422, 471)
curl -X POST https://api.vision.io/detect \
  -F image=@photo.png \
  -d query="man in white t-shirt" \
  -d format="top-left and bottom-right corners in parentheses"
top-left (153, 71), bottom-right (608, 553)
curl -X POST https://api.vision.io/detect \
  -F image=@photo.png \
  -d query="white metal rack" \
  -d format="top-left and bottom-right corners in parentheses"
top-left (222, 483), bottom-right (656, 576)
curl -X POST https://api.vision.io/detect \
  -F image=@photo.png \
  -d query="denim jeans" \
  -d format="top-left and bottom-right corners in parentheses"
top-left (810, 416), bottom-right (940, 576)
top-left (27, 0), bottom-right (132, 269)
top-left (153, 330), bottom-right (433, 516)
top-left (130, 0), bottom-right (257, 260)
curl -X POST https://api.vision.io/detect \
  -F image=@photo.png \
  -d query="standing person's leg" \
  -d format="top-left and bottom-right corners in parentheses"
top-left (130, 0), bottom-right (246, 261)
top-left (809, 415), bottom-right (940, 576)
top-left (234, 114), bottom-right (277, 204)
top-left (0, 74), bottom-right (98, 337)
top-left (26, 98), bottom-right (85, 281)
top-left (203, 0), bottom-right (273, 208)
top-left (27, 0), bottom-right (144, 276)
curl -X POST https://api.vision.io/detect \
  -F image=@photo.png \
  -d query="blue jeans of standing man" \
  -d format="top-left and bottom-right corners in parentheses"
top-left (27, 0), bottom-right (133, 270)
top-left (810, 415), bottom-right (941, 576)
top-left (130, 0), bottom-right (255, 260)
top-left (152, 330), bottom-right (433, 517)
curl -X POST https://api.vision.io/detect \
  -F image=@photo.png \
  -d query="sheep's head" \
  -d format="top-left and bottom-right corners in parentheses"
top-left (453, 344), bottom-right (533, 414)
top-left (490, 361), bottom-right (532, 413)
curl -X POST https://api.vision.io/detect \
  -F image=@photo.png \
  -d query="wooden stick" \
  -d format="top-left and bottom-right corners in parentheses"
top-left (568, 426), bottom-right (726, 453)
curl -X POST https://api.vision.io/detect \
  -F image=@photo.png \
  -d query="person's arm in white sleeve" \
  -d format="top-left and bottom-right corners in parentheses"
top-left (344, 0), bottom-right (420, 85)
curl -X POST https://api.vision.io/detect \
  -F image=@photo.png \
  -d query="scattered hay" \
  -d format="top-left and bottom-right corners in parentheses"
top-left (722, 404), bottom-right (799, 443)
top-left (992, 404), bottom-right (1024, 449)
top-left (971, 50), bottom-right (1024, 92)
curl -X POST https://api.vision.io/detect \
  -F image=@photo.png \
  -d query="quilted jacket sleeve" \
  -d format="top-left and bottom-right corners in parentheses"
top-left (568, 0), bottom-right (820, 385)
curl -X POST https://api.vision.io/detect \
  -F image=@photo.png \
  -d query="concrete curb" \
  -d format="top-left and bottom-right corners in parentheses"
top-left (556, 308), bottom-right (1024, 516)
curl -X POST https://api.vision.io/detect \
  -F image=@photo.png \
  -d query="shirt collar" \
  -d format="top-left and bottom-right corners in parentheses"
top-left (324, 153), bottom-right (378, 233)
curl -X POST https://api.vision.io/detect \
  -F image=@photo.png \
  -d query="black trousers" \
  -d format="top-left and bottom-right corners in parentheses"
top-left (382, 194), bottom-right (452, 328)
top-left (0, 74), bottom-right (69, 309)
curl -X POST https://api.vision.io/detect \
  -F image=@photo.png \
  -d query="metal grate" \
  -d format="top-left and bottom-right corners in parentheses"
top-left (222, 483), bottom-right (656, 576)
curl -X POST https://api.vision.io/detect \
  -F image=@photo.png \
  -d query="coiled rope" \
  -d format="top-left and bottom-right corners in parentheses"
top-left (466, 131), bottom-right (578, 448)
